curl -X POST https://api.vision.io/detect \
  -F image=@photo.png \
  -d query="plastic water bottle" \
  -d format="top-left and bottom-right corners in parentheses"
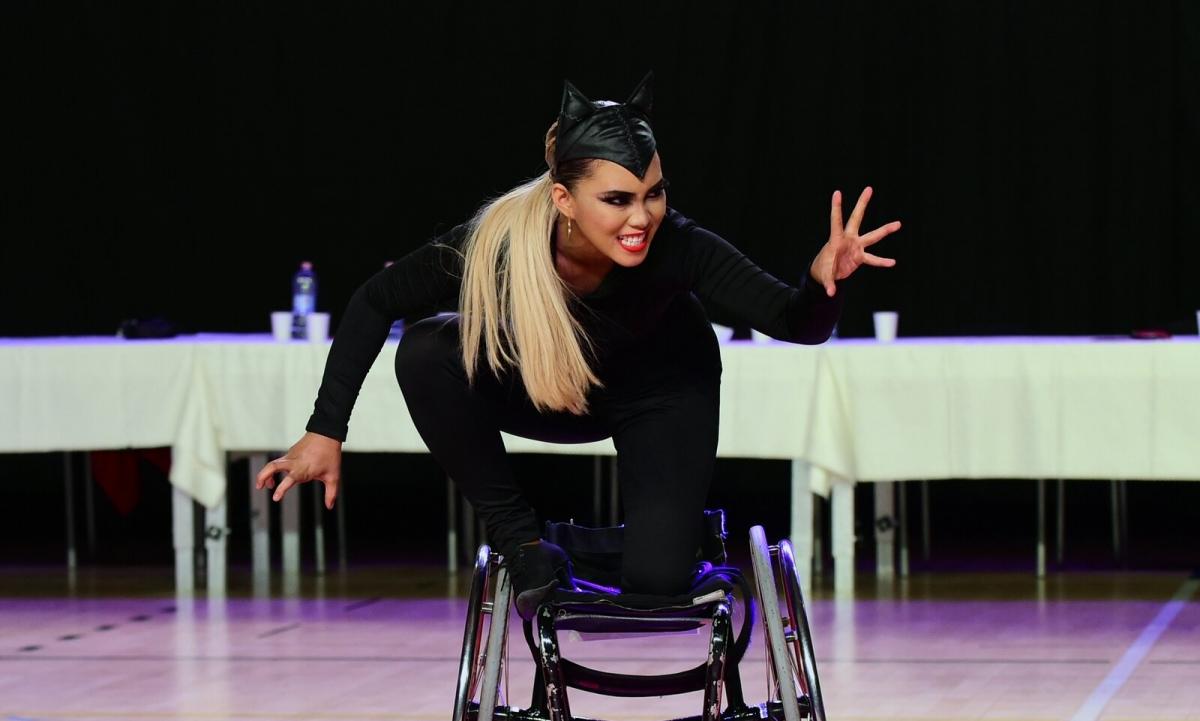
top-left (292, 261), bottom-right (317, 339)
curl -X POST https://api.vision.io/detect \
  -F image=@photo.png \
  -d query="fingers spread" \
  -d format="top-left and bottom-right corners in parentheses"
top-left (846, 186), bottom-right (873, 235)
top-left (862, 220), bottom-right (902, 247)
top-left (862, 252), bottom-right (897, 268)
top-left (829, 190), bottom-right (843, 238)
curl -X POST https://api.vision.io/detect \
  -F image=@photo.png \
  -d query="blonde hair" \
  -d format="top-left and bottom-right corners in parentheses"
top-left (457, 122), bottom-right (601, 414)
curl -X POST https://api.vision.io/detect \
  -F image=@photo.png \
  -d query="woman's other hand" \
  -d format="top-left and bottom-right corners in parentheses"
top-left (809, 186), bottom-right (902, 297)
top-left (255, 432), bottom-right (343, 509)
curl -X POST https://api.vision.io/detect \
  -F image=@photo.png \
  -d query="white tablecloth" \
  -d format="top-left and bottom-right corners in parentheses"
top-left (189, 335), bottom-right (825, 505)
top-left (4, 334), bottom-right (1199, 509)
top-left (806, 337), bottom-right (1200, 484)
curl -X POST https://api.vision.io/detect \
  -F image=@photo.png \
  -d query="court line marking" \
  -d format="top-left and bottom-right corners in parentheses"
top-left (342, 597), bottom-right (383, 612)
top-left (1068, 578), bottom-right (1198, 721)
top-left (255, 622), bottom-right (301, 638)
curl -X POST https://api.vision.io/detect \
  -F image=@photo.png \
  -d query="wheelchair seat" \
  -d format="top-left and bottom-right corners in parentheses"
top-left (547, 563), bottom-right (739, 634)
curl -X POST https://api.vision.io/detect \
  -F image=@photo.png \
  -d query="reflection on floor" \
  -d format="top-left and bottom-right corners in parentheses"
top-left (0, 566), bottom-right (1197, 721)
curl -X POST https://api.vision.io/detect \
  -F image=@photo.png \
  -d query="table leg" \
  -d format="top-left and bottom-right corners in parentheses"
top-left (592, 456), bottom-right (603, 525)
top-left (813, 492), bottom-right (824, 577)
top-left (63, 452), bottom-right (77, 570)
top-left (609, 456), bottom-right (620, 526)
top-left (312, 481), bottom-right (326, 575)
top-left (874, 481), bottom-right (895, 580)
top-left (1118, 479), bottom-right (1129, 566)
top-left (204, 496), bottom-right (228, 597)
top-left (832, 478), bottom-right (855, 596)
top-left (1056, 479), bottom-right (1065, 566)
top-left (789, 460), bottom-right (814, 596)
top-left (171, 486), bottom-right (195, 595)
top-left (282, 481), bottom-right (300, 581)
top-left (248, 454), bottom-right (270, 586)
top-left (336, 479), bottom-right (348, 571)
top-left (83, 452), bottom-right (95, 558)
top-left (1036, 479), bottom-right (1046, 579)
top-left (446, 476), bottom-right (458, 574)
top-left (921, 480), bottom-right (931, 561)
top-left (898, 481), bottom-right (909, 577)
top-left (463, 497), bottom-right (476, 561)
top-left (1110, 479), bottom-right (1122, 563)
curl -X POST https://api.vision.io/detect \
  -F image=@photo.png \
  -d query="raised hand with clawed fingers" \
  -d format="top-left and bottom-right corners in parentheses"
top-left (809, 186), bottom-right (901, 297)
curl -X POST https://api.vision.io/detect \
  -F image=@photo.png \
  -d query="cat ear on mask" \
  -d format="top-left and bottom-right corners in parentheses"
top-left (558, 79), bottom-right (596, 136)
top-left (555, 73), bottom-right (658, 180)
top-left (625, 71), bottom-right (654, 118)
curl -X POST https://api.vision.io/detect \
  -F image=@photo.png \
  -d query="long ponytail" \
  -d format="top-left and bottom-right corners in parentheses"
top-left (458, 123), bottom-right (601, 414)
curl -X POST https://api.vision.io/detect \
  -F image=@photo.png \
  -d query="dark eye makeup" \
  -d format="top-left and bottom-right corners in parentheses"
top-left (600, 178), bottom-right (670, 205)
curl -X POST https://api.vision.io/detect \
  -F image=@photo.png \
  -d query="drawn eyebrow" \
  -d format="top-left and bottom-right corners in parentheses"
top-left (600, 178), bottom-right (669, 198)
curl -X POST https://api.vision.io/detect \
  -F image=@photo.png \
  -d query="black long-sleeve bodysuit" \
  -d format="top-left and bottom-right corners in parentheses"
top-left (306, 207), bottom-right (842, 594)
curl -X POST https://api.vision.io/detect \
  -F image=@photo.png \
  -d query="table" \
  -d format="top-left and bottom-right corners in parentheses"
top-left (809, 336), bottom-right (1200, 584)
top-left (5, 335), bottom-right (1199, 595)
top-left (1, 334), bottom-right (828, 594)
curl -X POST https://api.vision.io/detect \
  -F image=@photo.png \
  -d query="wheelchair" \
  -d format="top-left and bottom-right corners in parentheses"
top-left (452, 510), bottom-right (826, 721)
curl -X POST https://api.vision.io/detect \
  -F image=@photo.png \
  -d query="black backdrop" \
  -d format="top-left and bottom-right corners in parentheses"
top-left (3, 2), bottom-right (1200, 571)
top-left (4, 1), bottom-right (1199, 338)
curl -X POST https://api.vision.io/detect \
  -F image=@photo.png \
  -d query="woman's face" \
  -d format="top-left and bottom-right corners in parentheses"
top-left (555, 153), bottom-right (668, 268)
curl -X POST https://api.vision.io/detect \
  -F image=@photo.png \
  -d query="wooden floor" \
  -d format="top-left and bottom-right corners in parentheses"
top-left (0, 566), bottom-right (1197, 721)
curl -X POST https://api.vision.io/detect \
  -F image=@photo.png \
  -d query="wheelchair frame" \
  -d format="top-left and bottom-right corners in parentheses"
top-left (452, 524), bottom-right (826, 721)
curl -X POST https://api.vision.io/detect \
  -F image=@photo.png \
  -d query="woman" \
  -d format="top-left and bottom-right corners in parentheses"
top-left (256, 73), bottom-right (900, 618)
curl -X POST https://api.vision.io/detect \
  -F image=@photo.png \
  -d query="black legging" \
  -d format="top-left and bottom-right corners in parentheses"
top-left (394, 313), bottom-right (720, 596)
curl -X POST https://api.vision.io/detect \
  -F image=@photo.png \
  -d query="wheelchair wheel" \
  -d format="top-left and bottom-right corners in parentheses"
top-left (749, 526), bottom-right (802, 721)
top-left (453, 545), bottom-right (509, 721)
top-left (778, 539), bottom-right (826, 721)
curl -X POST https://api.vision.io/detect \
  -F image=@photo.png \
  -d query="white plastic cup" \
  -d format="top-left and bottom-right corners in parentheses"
top-left (306, 312), bottom-right (331, 342)
top-left (873, 311), bottom-right (899, 343)
top-left (270, 312), bottom-right (293, 342)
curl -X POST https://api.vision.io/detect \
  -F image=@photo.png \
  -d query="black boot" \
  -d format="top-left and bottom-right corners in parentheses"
top-left (507, 540), bottom-right (574, 620)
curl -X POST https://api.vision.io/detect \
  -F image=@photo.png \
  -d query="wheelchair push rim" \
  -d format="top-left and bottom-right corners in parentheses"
top-left (749, 525), bottom-right (814, 721)
top-left (453, 545), bottom-right (511, 721)
top-left (778, 539), bottom-right (826, 721)
top-left (477, 564), bottom-right (512, 721)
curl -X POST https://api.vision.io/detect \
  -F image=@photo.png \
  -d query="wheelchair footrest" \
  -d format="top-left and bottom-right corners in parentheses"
top-left (547, 565), bottom-right (739, 622)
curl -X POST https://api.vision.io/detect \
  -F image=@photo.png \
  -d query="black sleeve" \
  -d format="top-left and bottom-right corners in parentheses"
top-left (678, 224), bottom-right (843, 344)
top-left (304, 225), bottom-right (467, 441)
